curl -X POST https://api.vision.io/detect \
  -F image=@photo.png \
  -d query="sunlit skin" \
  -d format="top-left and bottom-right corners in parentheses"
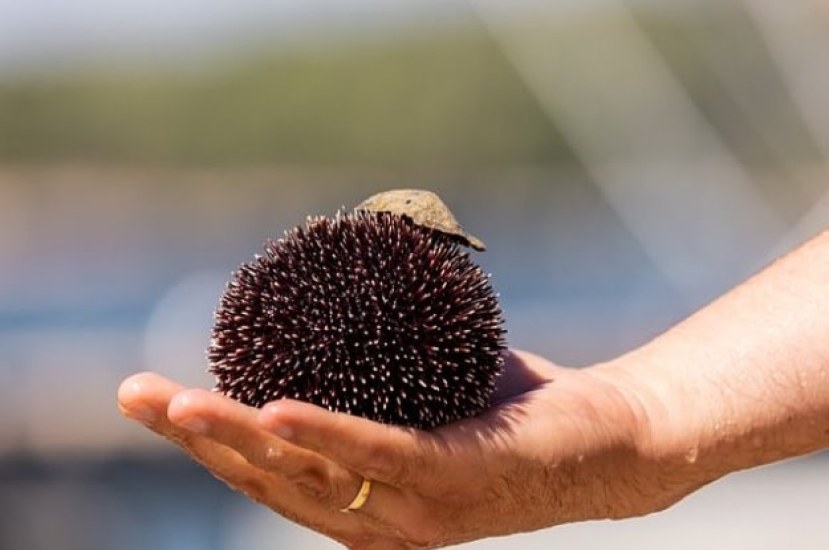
top-left (119, 231), bottom-right (829, 549)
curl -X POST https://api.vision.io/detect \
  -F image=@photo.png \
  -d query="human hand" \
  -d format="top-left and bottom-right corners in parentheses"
top-left (119, 231), bottom-right (829, 549)
top-left (118, 350), bottom-right (697, 549)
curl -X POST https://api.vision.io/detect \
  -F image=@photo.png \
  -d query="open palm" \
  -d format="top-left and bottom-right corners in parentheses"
top-left (118, 350), bottom-right (688, 549)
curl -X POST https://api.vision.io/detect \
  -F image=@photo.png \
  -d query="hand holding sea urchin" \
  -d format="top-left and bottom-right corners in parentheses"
top-left (207, 189), bottom-right (506, 430)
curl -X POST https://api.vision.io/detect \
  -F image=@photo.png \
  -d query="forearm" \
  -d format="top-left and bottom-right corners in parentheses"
top-left (609, 230), bottom-right (829, 484)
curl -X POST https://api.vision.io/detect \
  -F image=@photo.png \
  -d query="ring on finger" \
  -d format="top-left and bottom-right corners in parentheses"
top-left (340, 478), bottom-right (372, 512)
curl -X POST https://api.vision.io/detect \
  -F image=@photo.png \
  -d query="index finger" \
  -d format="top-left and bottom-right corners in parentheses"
top-left (258, 399), bottom-right (490, 492)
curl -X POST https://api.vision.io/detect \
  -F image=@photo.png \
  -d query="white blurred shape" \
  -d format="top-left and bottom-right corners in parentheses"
top-left (144, 270), bottom-right (227, 388)
top-left (473, 0), bottom-right (785, 306)
top-left (224, 501), bottom-right (341, 550)
top-left (745, 0), bottom-right (829, 157)
top-left (742, 1), bottom-right (829, 256)
top-left (11, 328), bottom-right (167, 456)
top-left (459, 457), bottom-right (829, 549)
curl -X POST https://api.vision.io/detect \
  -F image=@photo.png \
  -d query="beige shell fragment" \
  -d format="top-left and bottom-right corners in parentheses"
top-left (356, 189), bottom-right (486, 251)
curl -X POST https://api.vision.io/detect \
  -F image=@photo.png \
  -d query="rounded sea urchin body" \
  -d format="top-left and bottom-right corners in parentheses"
top-left (208, 211), bottom-right (506, 429)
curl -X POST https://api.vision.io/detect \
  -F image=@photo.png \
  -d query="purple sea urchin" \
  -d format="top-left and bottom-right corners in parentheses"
top-left (208, 208), bottom-right (506, 429)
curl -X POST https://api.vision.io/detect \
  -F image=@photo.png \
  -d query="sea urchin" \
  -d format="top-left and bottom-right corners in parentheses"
top-left (208, 201), bottom-right (505, 429)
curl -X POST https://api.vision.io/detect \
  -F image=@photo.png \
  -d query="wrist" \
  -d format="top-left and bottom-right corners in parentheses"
top-left (597, 343), bottom-right (829, 497)
top-left (586, 231), bottom-right (829, 514)
top-left (589, 355), bottom-right (726, 505)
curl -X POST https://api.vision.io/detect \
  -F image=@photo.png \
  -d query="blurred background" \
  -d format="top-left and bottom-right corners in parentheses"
top-left (1, 0), bottom-right (829, 548)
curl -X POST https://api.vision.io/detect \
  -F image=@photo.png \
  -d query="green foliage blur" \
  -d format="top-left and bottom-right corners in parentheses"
top-left (0, 26), bottom-right (573, 167)
top-left (0, 7), bottom-right (822, 181)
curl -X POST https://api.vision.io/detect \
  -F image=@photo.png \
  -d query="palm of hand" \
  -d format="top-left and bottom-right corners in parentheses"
top-left (118, 351), bottom-right (679, 549)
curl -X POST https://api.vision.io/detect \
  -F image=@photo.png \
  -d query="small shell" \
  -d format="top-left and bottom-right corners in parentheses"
top-left (356, 189), bottom-right (486, 251)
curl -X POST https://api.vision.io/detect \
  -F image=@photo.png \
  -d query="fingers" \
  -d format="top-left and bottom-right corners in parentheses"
top-left (120, 377), bottom-right (387, 512)
top-left (166, 388), bottom-right (343, 498)
top-left (118, 374), bottom-right (360, 534)
top-left (257, 400), bottom-right (476, 543)
top-left (259, 400), bottom-right (448, 490)
top-left (165, 390), bottom-right (420, 522)
top-left (118, 371), bottom-right (184, 424)
top-left (255, 350), bottom-right (552, 492)
top-left (118, 373), bottom-right (270, 490)
top-left (119, 374), bottom-right (443, 545)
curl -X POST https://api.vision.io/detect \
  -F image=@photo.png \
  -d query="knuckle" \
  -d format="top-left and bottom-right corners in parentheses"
top-left (363, 443), bottom-right (400, 479)
top-left (293, 464), bottom-right (357, 511)
top-left (295, 467), bottom-right (335, 502)
top-left (235, 476), bottom-right (269, 504)
top-left (393, 458), bottom-right (421, 488)
top-left (403, 502), bottom-right (450, 549)
top-left (365, 444), bottom-right (419, 487)
top-left (331, 478), bottom-right (358, 510)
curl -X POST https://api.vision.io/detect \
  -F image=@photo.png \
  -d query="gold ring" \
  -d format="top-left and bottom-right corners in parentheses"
top-left (341, 478), bottom-right (372, 512)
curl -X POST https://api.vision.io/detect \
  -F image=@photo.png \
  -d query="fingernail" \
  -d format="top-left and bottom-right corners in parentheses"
top-left (130, 405), bottom-right (158, 424)
top-left (178, 416), bottom-right (209, 434)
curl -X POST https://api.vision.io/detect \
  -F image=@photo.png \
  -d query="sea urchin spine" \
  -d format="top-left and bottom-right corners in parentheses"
top-left (208, 209), bottom-right (505, 429)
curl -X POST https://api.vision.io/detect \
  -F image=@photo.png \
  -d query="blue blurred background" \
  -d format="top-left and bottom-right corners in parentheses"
top-left (2, 0), bottom-right (829, 548)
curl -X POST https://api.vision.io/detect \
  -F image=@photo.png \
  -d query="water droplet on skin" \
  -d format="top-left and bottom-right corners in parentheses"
top-left (265, 445), bottom-right (281, 462)
top-left (685, 447), bottom-right (699, 464)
